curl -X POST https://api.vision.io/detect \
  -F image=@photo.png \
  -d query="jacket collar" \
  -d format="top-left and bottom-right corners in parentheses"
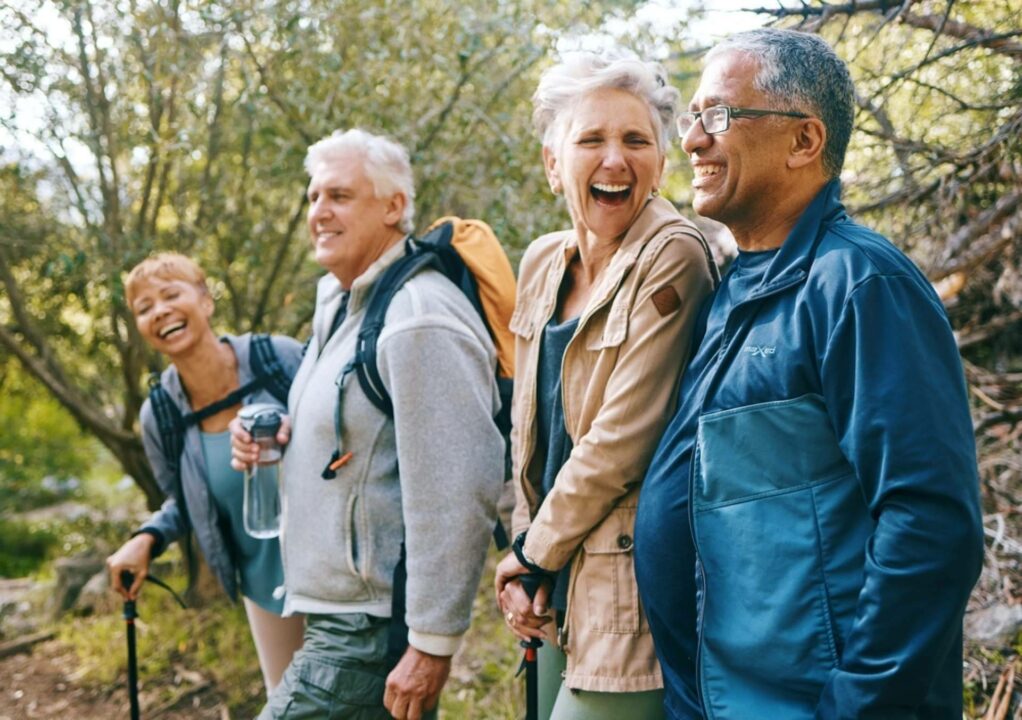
top-left (750, 179), bottom-right (847, 298)
top-left (313, 236), bottom-right (410, 341)
top-left (547, 197), bottom-right (697, 317)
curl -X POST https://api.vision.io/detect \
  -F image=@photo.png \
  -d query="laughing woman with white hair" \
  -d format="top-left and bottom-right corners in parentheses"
top-left (494, 51), bottom-right (717, 719)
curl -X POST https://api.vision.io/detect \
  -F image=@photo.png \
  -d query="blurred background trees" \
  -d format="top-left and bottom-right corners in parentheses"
top-left (1, 0), bottom-right (1020, 563)
top-left (0, 0), bottom-right (655, 507)
top-left (2, 0), bottom-right (1021, 716)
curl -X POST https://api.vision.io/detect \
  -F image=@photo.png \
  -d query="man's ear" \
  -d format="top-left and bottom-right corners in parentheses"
top-left (383, 192), bottom-right (407, 227)
top-left (542, 146), bottom-right (562, 194)
top-left (788, 117), bottom-right (826, 170)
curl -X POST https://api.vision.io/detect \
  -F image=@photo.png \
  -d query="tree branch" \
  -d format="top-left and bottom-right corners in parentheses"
top-left (0, 323), bottom-right (136, 445)
top-left (957, 310), bottom-right (1022, 351)
top-left (237, 26), bottom-right (314, 145)
top-left (750, 2), bottom-right (1022, 58)
top-left (252, 196), bottom-right (307, 330)
top-left (942, 191), bottom-right (1022, 263)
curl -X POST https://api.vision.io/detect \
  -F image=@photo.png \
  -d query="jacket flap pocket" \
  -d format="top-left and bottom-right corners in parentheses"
top-left (585, 303), bottom-right (628, 350)
top-left (509, 304), bottom-right (537, 340)
top-left (581, 507), bottom-right (636, 555)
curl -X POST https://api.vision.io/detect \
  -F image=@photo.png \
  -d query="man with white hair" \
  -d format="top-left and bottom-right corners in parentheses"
top-left (233, 128), bottom-right (504, 720)
top-left (634, 29), bottom-right (984, 719)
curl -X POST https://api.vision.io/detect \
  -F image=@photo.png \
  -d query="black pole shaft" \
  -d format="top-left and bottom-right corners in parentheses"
top-left (121, 571), bottom-right (140, 720)
top-left (524, 647), bottom-right (539, 720)
top-left (125, 604), bottom-right (139, 720)
top-left (519, 573), bottom-right (544, 720)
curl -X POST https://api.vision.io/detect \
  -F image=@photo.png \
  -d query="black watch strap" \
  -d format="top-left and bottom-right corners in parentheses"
top-left (512, 531), bottom-right (553, 575)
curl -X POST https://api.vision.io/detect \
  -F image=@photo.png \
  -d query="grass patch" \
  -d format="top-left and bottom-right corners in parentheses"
top-left (58, 564), bottom-right (265, 717)
top-left (0, 518), bottom-right (59, 577)
top-left (56, 547), bottom-right (526, 718)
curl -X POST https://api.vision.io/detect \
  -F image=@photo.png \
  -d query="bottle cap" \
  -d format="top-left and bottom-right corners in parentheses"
top-left (238, 403), bottom-right (282, 437)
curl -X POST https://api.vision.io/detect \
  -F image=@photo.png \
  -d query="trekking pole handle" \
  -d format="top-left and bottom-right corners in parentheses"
top-left (519, 573), bottom-right (544, 653)
top-left (120, 571), bottom-right (137, 619)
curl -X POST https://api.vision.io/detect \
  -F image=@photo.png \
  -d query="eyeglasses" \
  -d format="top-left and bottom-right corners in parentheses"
top-left (677, 105), bottom-right (810, 137)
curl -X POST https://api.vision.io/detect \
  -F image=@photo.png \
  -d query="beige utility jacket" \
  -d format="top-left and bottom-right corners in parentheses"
top-left (510, 197), bottom-right (716, 692)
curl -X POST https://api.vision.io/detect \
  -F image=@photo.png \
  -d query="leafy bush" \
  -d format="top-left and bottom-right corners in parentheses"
top-left (0, 518), bottom-right (59, 577)
top-left (0, 362), bottom-right (97, 512)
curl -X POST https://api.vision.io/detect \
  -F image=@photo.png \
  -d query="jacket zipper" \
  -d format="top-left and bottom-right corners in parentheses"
top-left (554, 252), bottom-right (639, 651)
top-left (688, 268), bottom-right (808, 718)
top-left (688, 443), bottom-right (710, 718)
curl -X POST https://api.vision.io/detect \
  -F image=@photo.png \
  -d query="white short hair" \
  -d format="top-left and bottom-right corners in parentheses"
top-left (532, 51), bottom-right (680, 152)
top-left (304, 128), bottom-right (416, 233)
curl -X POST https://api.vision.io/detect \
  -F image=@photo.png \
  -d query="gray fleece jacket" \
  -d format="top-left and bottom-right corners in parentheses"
top-left (281, 240), bottom-right (504, 657)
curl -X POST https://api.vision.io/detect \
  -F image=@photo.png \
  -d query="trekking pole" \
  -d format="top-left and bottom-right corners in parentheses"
top-left (120, 570), bottom-right (140, 720)
top-left (519, 573), bottom-right (544, 720)
top-left (118, 570), bottom-right (186, 720)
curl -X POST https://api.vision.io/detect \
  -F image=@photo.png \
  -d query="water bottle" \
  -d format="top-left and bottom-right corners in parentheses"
top-left (239, 404), bottom-right (283, 539)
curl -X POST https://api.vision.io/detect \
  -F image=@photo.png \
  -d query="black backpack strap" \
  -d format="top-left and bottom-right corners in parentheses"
top-left (148, 373), bottom-right (187, 485)
top-left (353, 245), bottom-right (441, 417)
top-left (176, 334), bottom-right (292, 427)
top-left (419, 222), bottom-right (486, 319)
top-left (182, 378), bottom-right (264, 426)
top-left (249, 333), bottom-right (293, 405)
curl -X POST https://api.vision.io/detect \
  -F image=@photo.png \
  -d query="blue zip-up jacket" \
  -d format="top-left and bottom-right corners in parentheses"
top-left (635, 180), bottom-right (984, 720)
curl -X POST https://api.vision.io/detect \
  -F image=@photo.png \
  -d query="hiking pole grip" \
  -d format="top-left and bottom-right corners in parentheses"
top-left (120, 570), bottom-right (140, 720)
top-left (519, 573), bottom-right (545, 650)
top-left (518, 572), bottom-right (544, 720)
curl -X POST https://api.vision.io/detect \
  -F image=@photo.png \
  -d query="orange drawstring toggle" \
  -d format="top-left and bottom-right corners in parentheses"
top-left (328, 451), bottom-right (353, 471)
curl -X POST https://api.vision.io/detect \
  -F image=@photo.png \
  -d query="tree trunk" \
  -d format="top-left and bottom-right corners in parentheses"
top-left (104, 435), bottom-right (165, 511)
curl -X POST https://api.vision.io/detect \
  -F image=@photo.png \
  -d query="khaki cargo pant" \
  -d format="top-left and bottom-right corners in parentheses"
top-left (258, 613), bottom-right (438, 720)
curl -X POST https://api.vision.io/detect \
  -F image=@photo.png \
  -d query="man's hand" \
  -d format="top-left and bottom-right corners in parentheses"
top-left (383, 646), bottom-right (451, 720)
top-left (229, 414), bottom-right (291, 471)
top-left (106, 533), bottom-right (155, 600)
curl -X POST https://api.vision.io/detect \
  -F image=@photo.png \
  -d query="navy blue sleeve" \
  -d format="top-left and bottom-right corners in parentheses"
top-left (816, 273), bottom-right (984, 717)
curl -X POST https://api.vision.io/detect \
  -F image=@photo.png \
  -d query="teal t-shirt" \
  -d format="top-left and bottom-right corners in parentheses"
top-left (200, 430), bottom-right (285, 614)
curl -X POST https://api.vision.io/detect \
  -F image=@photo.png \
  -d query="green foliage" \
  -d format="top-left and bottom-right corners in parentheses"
top-left (0, 360), bottom-right (96, 512)
top-left (441, 548), bottom-right (523, 718)
top-left (0, 0), bottom-right (649, 501)
top-left (0, 518), bottom-right (59, 577)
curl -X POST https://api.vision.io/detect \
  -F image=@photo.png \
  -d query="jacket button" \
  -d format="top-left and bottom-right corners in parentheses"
top-left (617, 534), bottom-right (633, 550)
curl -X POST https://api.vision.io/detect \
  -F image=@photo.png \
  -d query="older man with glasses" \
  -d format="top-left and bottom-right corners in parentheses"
top-left (634, 28), bottom-right (984, 720)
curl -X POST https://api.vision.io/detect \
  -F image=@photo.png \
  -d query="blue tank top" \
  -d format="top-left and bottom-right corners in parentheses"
top-left (200, 430), bottom-right (286, 614)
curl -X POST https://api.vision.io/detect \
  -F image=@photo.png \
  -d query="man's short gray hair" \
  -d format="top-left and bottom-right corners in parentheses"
top-left (532, 51), bottom-right (680, 152)
top-left (706, 28), bottom-right (855, 179)
top-left (304, 128), bottom-right (416, 233)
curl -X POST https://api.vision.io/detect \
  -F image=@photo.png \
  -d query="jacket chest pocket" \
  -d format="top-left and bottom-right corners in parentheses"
top-left (575, 506), bottom-right (642, 634)
top-left (509, 302), bottom-right (541, 340)
top-left (583, 295), bottom-right (629, 351)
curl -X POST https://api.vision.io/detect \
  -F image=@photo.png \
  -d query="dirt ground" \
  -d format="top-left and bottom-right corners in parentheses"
top-left (0, 638), bottom-right (227, 720)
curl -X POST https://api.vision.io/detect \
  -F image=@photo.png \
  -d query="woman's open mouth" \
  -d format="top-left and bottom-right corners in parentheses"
top-left (158, 321), bottom-right (186, 339)
top-left (591, 182), bottom-right (632, 206)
